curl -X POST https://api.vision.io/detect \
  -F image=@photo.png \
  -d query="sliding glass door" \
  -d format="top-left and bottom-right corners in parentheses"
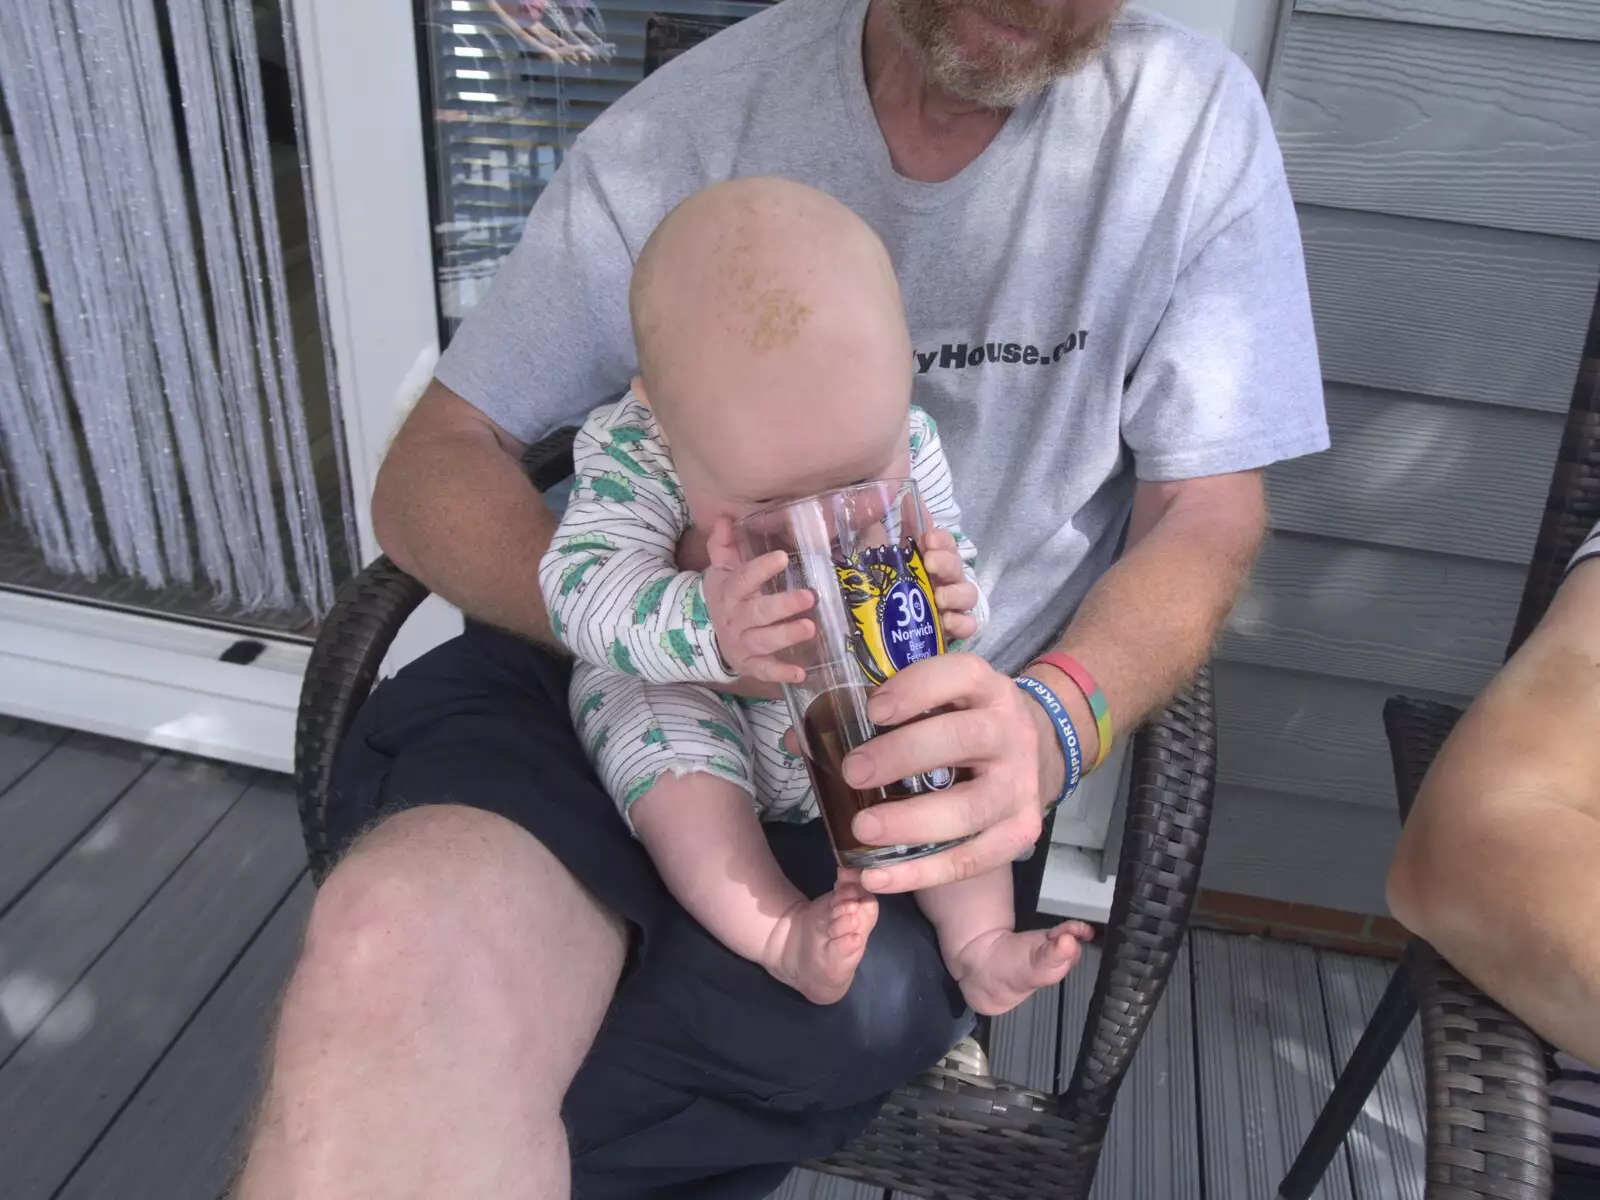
top-left (0, 0), bottom-right (775, 767)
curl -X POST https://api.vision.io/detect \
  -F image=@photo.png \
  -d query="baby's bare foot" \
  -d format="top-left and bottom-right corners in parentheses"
top-left (764, 882), bottom-right (880, 1005)
top-left (951, 921), bottom-right (1093, 1016)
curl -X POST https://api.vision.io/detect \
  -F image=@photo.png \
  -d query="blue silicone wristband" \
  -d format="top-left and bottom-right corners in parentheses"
top-left (1015, 675), bottom-right (1084, 811)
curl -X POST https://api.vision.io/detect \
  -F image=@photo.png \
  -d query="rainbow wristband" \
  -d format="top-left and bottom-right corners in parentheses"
top-left (1015, 675), bottom-right (1084, 812)
top-left (1030, 652), bottom-right (1113, 772)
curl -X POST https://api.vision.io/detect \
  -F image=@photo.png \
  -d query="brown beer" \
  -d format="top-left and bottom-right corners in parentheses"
top-left (739, 480), bottom-right (971, 869)
top-left (802, 687), bottom-right (971, 867)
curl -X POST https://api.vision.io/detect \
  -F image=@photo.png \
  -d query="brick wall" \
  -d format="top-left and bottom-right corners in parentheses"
top-left (1193, 889), bottom-right (1410, 959)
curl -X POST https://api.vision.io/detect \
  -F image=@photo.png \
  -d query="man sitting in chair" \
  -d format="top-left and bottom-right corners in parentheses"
top-left (1389, 520), bottom-right (1600, 1178)
top-left (235, 1), bottom-right (1328, 1196)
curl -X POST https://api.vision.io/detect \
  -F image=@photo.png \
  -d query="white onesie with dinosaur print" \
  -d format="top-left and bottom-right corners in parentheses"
top-left (540, 391), bottom-right (985, 829)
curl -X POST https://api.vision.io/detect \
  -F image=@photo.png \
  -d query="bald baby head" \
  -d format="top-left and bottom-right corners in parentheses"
top-left (631, 177), bottom-right (906, 387)
top-left (629, 178), bottom-right (915, 523)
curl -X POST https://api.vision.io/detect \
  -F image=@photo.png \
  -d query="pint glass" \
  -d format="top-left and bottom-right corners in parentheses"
top-left (738, 480), bottom-right (969, 868)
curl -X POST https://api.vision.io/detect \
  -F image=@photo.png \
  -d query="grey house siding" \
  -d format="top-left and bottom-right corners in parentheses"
top-left (1204, 2), bottom-right (1600, 911)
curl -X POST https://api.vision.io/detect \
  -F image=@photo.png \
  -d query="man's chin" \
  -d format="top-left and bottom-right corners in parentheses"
top-left (891, 0), bottom-right (1121, 108)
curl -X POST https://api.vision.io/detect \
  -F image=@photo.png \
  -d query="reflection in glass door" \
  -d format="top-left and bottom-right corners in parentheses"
top-left (0, 0), bottom-right (357, 638)
top-left (418, 1), bottom-right (773, 338)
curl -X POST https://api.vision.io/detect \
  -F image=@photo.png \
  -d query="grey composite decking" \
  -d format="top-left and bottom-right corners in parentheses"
top-left (0, 722), bottom-right (1425, 1199)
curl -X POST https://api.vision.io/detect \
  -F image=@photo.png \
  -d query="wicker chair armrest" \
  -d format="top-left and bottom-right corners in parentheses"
top-left (295, 557), bottom-right (431, 880)
top-left (295, 428), bottom-right (580, 879)
top-left (1384, 696), bottom-right (1554, 1199)
top-left (815, 666), bottom-right (1217, 1200)
top-left (522, 426), bottom-right (578, 493)
top-left (1058, 664), bottom-right (1216, 1129)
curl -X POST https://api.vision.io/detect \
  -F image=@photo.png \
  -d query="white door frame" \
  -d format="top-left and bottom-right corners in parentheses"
top-left (0, 0), bottom-right (456, 772)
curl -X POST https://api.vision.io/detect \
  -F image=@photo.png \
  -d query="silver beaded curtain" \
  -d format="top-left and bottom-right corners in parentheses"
top-left (0, 0), bottom-right (349, 623)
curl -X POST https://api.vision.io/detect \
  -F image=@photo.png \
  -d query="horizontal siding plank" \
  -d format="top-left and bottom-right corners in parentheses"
top-left (1299, 206), bottom-right (1599, 413)
top-left (1222, 532), bottom-right (1519, 695)
top-left (1297, 0), bottom-right (1600, 42)
top-left (1273, 15), bottom-right (1600, 241)
top-left (1203, 785), bottom-right (1399, 914)
top-left (1267, 385), bottom-right (1562, 563)
top-left (1213, 661), bottom-right (1456, 808)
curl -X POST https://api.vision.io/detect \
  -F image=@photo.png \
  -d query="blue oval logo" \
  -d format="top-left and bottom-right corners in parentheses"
top-left (881, 577), bottom-right (940, 673)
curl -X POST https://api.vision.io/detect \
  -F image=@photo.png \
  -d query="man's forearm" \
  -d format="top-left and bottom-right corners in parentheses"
top-left (1030, 472), bottom-right (1264, 780)
top-left (372, 384), bottom-right (561, 645)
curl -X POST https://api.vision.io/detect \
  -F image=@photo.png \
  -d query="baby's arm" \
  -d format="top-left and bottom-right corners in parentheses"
top-left (630, 773), bottom-right (876, 1006)
top-left (539, 409), bottom-right (736, 685)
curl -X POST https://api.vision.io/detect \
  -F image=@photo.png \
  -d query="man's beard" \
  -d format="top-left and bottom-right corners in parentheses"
top-left (886, 0), bottom-right (1121, 108)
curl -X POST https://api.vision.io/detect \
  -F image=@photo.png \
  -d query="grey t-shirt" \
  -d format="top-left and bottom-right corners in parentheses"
top-left (437, 0), bottom-right (1330, 673)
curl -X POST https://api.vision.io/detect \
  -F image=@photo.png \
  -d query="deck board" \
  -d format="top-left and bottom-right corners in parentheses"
top-left (0, 717), bottom-right (68, 795)
top-left (0, 727), bottom-right (1433, 1200)
top-left (57, 876), bottom-right (313, 1200)
top-left (0, 776), bottom-right (306, 1200)
top-left (773, 1170), bottom-right (884, 1200)
top-left (1194, 931), bottom-right (1355, 1200)
top-left (1060, 943), bottom-right (1202, 1200)
top-left (0, 732), bottom-right (158, 913)
top-left (1320, 953), bottom-right (1426, 1200)
top-left (0, 753), bottom-right (253, 1065)
top-left (992, 979), bottom-right (1062, 1092)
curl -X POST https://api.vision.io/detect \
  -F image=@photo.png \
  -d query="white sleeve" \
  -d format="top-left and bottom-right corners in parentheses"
top-left (909, 407), bottom-right (990, 648)
top-left (1570, 520), bottom-right (1600, 575)
top-left (538, 403), bottom-right (736, 685)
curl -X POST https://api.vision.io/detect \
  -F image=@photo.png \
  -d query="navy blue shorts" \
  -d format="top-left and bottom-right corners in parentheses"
top-left (326, 622), bottom-right (972, 1199)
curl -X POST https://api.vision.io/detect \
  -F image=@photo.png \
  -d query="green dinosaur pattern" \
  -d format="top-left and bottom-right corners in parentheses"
top-left (660, 628), bottom-right (697, 667)
top-left (602, 443), bottom-right (650, 477)
top-left (551, 609), bottom-right (564, 641)
top-left (621, 771), bottom-right (664, 810)
top-left (575, 690), bottom-right (606, 724)
top-left (590, 472), bottom-right (635, 503)
top-left (608, 640), bottom-right (639, 675)
top-left (706, 753), bottom-right (748, 781)
top-left (697, 718), bottom-right (743, 747)
top-left (558, 531), bottom-right (619, 556)
top-left (632, 577), bottom-right (672, 625)
top-left (558, 554), bottom-right (604, 597)
top-left (682, 583), bottom-right (710, 629)
top-left (586, 727), bottom-right (610, 759)
top-left (608, 424), bottom-right (650, 446)
top-left (641, 725), bottom-right (668, 747)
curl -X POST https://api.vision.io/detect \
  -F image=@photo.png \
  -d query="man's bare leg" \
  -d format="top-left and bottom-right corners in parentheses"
top-left (235, 805), bottom-right (626, 1200)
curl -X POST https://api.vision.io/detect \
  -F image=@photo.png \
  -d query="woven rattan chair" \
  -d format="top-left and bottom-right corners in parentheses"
top-left (1279, 296), bottom-right (1600, 1200)
top-left (293, 422), bottom-right (1217, 1199)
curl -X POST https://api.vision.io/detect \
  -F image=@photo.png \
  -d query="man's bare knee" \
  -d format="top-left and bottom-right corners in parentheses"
top-left (241, 807), bottom-right (612, 1199)
top-left (288, 805), bottom-right (627, 1085)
